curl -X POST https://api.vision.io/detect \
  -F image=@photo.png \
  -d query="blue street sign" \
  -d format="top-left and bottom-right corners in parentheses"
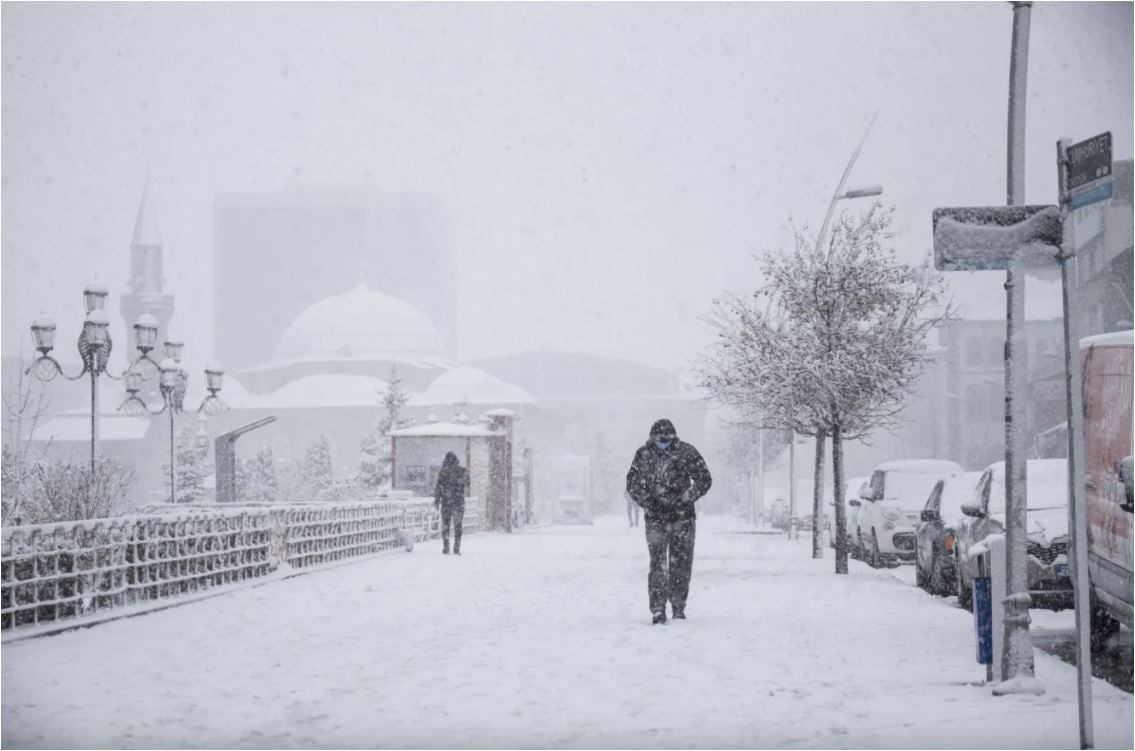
top-left (1070, 180), bottom-right (1114, 210)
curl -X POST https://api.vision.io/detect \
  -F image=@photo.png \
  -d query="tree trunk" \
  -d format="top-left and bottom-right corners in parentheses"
top-left (832, 421), bottom-right (848, 574)
top-left (812, 431), bottom-right (825, 559)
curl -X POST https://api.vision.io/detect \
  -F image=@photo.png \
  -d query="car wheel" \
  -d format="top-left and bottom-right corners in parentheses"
top-left (915, 545), bottom-right (929, 590)
top-left (928, 549), bottom-right (946, 596)
top-left (870, 530), bottom-right (882, 569)
top-left (1090, 594), bottom-right (1121, 653)
top-left (956, 552), bottom-right (973, 611)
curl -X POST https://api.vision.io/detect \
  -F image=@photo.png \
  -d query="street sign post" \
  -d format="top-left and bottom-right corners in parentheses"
top-left (1067, 132), bottom-right (1114, 211)
top-left (1057, 135), bottom-right (1098, 750)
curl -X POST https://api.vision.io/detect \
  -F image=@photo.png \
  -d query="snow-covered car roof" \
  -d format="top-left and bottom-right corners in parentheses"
top-left (874, 459), bottom-right (963, 474)
top-left (981, 459), bottom-right (1068, 510)
top-left (1081, 329), bottom-right (1133, 349)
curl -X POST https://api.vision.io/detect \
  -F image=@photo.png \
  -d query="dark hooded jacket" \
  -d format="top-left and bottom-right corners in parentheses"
top-left (625, 419), bottom-right (713, 523)
top-left (434, 452), bottom-right (467, 510)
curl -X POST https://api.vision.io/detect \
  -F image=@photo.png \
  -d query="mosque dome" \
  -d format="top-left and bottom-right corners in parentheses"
top-left (409, 365), bottom-right (536, 407)
top-left (273, 283), bottom-right (446, 363)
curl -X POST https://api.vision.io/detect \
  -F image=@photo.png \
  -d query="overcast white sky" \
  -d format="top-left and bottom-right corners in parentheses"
top-left (2, 2), bottom-right (1131, 373)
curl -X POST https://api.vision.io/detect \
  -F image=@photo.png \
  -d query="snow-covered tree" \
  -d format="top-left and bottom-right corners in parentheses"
top-left (1, 358), bottom-right (51, 523)
top-left (358, 363), bottom-right (413, 490)
top-left (702, 205), bottom-right (949, 573)
top-left (357, 426), bottom-right (387, 490)
top-left (301, 433), bottom-right (335, 496)
top-left (590, 430), bottom-right (623, 514)
top-left (381, 363), bottom-right (410, 435)
top-left (238, 444), bottom-right (279, 504)
top-left (162, 419), bottom-right (209, 503)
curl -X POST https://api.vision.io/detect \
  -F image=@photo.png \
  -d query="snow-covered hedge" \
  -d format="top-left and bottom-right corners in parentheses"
top-left (0, 497), bottom-right (479, 637)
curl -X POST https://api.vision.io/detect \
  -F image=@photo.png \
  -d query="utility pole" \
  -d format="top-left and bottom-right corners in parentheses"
top-left (998, 0), bottom-right (1037, 691)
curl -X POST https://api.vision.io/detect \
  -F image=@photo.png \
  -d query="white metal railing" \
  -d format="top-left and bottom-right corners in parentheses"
top-left (1, 497), bottom-right (480, 635)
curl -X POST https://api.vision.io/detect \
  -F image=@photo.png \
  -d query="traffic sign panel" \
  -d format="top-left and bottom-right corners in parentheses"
top-left (1070, 180), bottom-right (1114, 211)
top-left (1066, 131), bottom-right (1112, 195)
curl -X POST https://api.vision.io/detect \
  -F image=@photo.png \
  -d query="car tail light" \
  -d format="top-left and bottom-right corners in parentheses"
top-left (944, 531), bottom-right (955, 553)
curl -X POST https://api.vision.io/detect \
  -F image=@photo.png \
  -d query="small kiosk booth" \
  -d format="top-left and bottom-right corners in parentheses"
top-left (389, 412), bottom-right (516, 531)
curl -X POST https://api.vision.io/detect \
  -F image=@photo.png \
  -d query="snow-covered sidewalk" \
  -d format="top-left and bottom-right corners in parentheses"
top-left (2, 514), bottom-right (1131, 749)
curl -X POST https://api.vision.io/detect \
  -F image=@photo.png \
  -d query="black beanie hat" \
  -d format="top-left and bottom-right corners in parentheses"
top-left (650, 418), bottom-right (677, 438)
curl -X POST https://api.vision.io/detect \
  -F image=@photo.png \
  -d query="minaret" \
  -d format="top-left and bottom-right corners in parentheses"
top-left (120, 174), bottom-right (175, 355)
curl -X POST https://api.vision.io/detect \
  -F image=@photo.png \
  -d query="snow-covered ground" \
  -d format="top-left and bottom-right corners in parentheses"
top-left (3, 514), bottom-right (1132, 749)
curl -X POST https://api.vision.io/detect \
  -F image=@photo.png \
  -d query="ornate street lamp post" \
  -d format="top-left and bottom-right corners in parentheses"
top-left (27, 282), bottom-right (119, 478)
top-left (119, 341), bottom-right (227, 503)
top-left (29, 284), bottom-right (228, 504)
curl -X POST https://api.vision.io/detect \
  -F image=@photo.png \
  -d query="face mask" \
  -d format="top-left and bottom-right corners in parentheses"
top-left (654, 436), bottom-right (674, 449)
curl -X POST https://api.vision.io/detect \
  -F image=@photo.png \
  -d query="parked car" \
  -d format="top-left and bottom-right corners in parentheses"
top-left (796, 514), bottom-right (831, 532)
top-left (850, 460), bottom-right (963, 567)
top-left (834, 476), bottom-right (870, 554)
top-left (1081, 330), bottom-right (1133, 649)
top-left (954, 458), bottom-right (1072, 612)
top-left (915, 471), bottom-right (982, 595)
top-left (765, 498), bottom-right (790, 531)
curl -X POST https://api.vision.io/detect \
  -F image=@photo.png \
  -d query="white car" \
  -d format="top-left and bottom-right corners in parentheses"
top-left (850, 460), bottom-right (963, 567)
top-left (832, 476), bottom-right (870, 553)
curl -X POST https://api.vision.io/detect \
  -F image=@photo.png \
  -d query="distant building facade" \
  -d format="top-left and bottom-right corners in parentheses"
top-left (1029, 158), bottom-right (1134, 453)
top-left (213, 186), bottom-right (457, 374)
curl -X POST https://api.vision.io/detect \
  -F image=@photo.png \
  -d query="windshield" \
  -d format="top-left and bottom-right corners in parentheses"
top-left (986, 462), bottom-right (1068, 514)
top-left (882, 471), bottom-right (949, 509)
top-left (940, 473), bottom-right (983, 519)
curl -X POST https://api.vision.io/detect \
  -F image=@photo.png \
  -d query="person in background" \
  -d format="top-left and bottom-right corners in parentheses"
top-left (433, 451), bottom-right (468, 555)
top-left (625, 418), bottom-right (712, 625)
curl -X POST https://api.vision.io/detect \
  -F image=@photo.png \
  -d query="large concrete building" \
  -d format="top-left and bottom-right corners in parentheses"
top-left (213, 186), bottom-right (457, 373)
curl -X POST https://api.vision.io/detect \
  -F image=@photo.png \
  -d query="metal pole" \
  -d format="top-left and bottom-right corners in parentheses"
top-left (169, 405), bottom-right (177, 503)
top-left (1057, 136), bottom-right (1095, 748)
top-left (756, 427), bottom-right (765, 528)
top-left (999, 0), bottom-right (1036, 689)
top-left (90, 367), bottom-right (99, 514)
top-left (816, 112), bottom-right (879, 254)
top-left (89, 367), bottom-right (98, 477)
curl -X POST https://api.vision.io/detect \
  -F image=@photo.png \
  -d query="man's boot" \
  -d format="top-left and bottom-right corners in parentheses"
top-left (652, 611), bottom-right (667, 625)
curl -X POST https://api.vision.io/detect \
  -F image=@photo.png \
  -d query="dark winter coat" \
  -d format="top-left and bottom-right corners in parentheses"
top-left (626, 420), bottom-right (713, 523)
top-left (434, 452), bottom-right (467, 510)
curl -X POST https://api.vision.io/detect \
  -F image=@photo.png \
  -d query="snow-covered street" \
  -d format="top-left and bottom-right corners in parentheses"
top-left (2, 514), bottom-right (1131, 749)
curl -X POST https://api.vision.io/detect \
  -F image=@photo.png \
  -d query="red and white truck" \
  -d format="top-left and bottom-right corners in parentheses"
top-left (1081, 330), bottom-right (1134, 648)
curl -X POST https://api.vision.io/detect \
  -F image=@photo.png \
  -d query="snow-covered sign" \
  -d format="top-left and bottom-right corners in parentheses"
top-left (931, 205), bottom-right (1062, 271)
top-left (1067, 131), bottom-right (1113, 210)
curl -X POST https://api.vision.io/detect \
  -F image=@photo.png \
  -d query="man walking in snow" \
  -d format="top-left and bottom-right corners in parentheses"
top-left (625, 418), bottom-right (712, 624)
top-left (434, 451), bottom-right (468, 555)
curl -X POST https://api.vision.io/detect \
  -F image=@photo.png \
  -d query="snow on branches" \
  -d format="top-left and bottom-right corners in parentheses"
top-left (704, 205), bottom-right (948, 439)
top-left (700, 204), bottom-right (951, 572)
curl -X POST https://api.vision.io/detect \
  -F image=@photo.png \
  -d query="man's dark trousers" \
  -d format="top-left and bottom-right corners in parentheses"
top-left (645, 517), bottom-right (696, 614)
top-left (441, 505), bottom-right (464, 553)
